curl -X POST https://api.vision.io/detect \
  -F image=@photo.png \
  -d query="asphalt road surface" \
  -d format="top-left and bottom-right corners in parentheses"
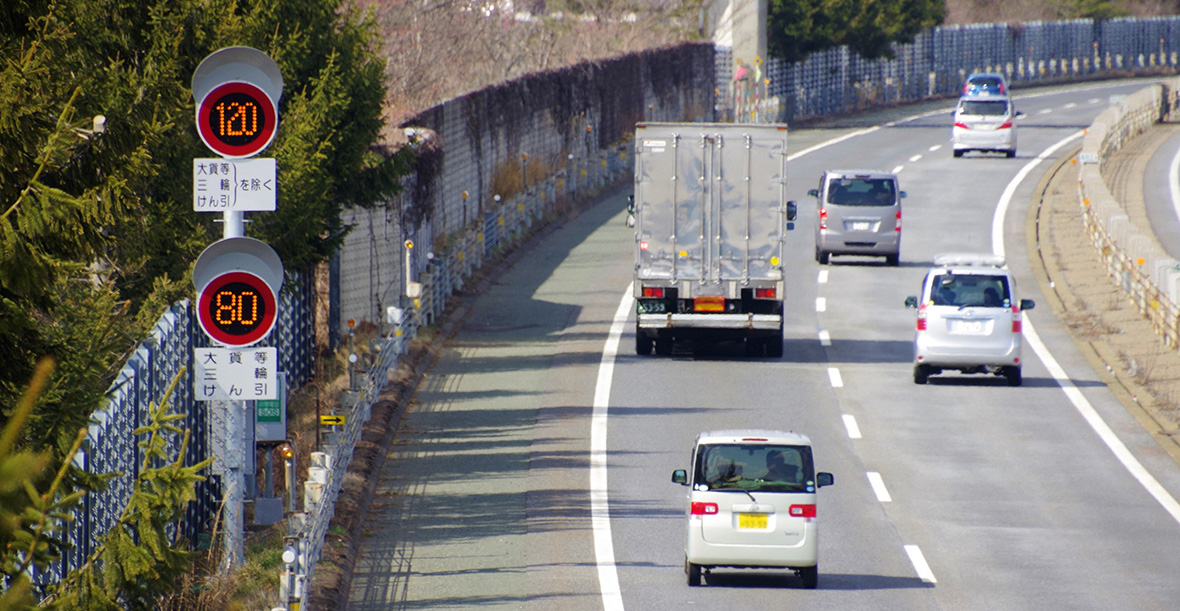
top-left (347, 79), bottom-right (1180, 611)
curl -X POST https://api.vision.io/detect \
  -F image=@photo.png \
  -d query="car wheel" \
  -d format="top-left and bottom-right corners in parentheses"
top-left (636, 331), bottom-right (653, 356)
top-left (817, 250), bottom-right (830, 265)
top-left (686, 559), bottom-right (702, 586)
top-left (885, 253), bottom-right (899, 267)
top-left (953, 149), bottom-right (964, 158)
top-left (1006, 149), bottom-right (1016, 158)
top-left (914, 364), bottom-right (930, 385)
top-left (797, 565), bottom-right (818, 589)
top-left (1004, 366), bottom-right (1022, 386)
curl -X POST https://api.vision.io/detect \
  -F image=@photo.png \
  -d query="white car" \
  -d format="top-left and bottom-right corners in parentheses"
top-left (904, 253), bottom-right (1036, 385)
top-left (671, 430), bottom-right (834, 588)
top-left (952, 96), bottom-right (1023, 158)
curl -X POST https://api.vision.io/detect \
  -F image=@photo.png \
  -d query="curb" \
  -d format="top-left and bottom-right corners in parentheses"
top-left (1026, 145), bottom-right (1180, 466)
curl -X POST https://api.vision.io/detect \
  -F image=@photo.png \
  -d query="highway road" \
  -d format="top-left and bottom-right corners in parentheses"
top-left (348, 79), bottom-right (1180, 610)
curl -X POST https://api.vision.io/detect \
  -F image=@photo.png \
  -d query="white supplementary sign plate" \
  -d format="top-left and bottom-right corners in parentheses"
top-left (194, 347), bottom-right (278, 401)
top-left (193, 158), bottom-right (276, 211)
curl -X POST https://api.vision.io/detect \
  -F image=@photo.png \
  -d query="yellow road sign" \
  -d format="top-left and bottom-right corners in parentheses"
top-left (320, 414), bottom-right (346, 426)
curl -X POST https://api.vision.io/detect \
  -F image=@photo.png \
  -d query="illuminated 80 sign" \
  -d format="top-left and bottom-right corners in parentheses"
top-left (197, 81), bottom-right (278, 158)
top-left (197, 271), bottom-right (278, 346)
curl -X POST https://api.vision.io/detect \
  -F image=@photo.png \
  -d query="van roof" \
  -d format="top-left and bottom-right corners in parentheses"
top-left (824, 169), bottom-right (897, 179)
top-left (696, 429), bottom-right (813, 446)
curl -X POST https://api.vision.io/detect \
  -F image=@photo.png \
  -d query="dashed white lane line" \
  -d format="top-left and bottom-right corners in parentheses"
top-left (905, 545), bottom-right (938, 583)
top-left (867, 472), bottom-right (892, 502)
top-left (818, 329), bottom-right (831, 346)
top-left (827, 367), bottom-right (843, 388)
top-left (818, 270), bottom-right (829, 283)
top-left (928, 144), bottom-right (942, 152)
top-left (908, 154), bottom-right (922, 162)
top-left (1089, 98), bottom-right (1102, 104)
top-left (1039, 108), bottom-right (1053, 114)
top-left (1064, 102), bottom-right (1077, 109)
top-left (892, 165), bottom-right (905, 174)
top-left (842, 414), bottom-right (862, 439)
top-left (816, 297), bottom-right (827, 312)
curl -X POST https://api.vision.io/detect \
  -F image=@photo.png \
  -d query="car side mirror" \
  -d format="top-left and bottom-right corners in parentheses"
top-left (905, 296), bottom-right (918, 308)
top-left (672, 469), bottom-right (687, 485)
top-left (807, 188), bottom-right (818, 198)
top-left (1015, 111), bottom-right (1025, 118)
top-left (899, 191), bottom-right (907, 199)
top-left (627, 195), bottom-right (635, 214)
top-left (1020, 299), bottom-right (1035, 311)
top-left (816, 472), bottom-right (834, 488)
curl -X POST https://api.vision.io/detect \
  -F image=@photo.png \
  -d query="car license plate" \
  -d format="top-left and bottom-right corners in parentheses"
top-left (850, 221), bottom-right (871, 231)
top-left (738, 513), bottom-right (768, 529)
top-left (951, 319), bottom-right (984, 334)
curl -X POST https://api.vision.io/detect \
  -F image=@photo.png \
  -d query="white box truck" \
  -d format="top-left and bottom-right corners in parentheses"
top-left (631, 123), bottom-right (796, 357)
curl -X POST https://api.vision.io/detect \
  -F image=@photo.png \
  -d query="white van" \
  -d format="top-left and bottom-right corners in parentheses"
top-left (810, 170), bottom-right (904, 266)
top-left (952, 96), bottom-right (1023, 158)
top-left (671, 430), bottom-right (834, 588)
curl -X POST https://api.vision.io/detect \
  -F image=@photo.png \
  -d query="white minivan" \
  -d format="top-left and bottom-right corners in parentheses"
top-left (671, 430), bottom-right (834, 588)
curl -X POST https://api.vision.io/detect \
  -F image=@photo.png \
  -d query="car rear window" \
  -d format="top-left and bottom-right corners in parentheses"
top-left (694, 443), bottom-right (815, 492)
top-left (958, 100), bottom-right (1010, 116)
top-left (928, 273), bottom-right (1011, 307)
top-left (825, 177), bottom-right (896, 207)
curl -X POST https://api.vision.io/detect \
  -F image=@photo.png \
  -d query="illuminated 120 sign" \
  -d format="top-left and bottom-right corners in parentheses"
top-left (197, 81), bottom-right (277, 158)
top-left (197, 271), bottom-right (278, 346)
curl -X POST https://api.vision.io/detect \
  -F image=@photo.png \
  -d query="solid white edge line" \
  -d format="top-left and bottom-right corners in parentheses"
top-left (995, 132), bottom-right (1180, 527)
top-left (827, 367), bottom-right (843, 388)
top-left (591, 289), bottom-right (633, 611)
top-left (1169, 139), bottom-right (1180, 226)
top-left (842, 414), bottom-right (862, 439)
top-left (904, 545), bottom-right (938, 583)
top-left (866, 471), bottom-right (892, 502)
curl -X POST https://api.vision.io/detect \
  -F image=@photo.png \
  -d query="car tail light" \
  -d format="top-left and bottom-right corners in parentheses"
top-left (693, 296), bottom-right (724, 312)
top-left (998, 120), bottom-right (1013, 129)
top-left (818, 207), bottom-right (827, 230)
top-left (1012, 306), bottom-right (1022, 333)
top-left (741, 437), bottom-right (768, 442)
top-left (789, 504), bottom-right (817, 518)
top-left (895, 210), bottom-right (902, 232)
top-left (640, 240), bottom-right (649, 251)
top-left (755, 288), bottom-right (776, 299)
top-left (642, 286), bottom-right (664, 298)
top-left (954, 122), bottom-right (970, 130)
top-left (916, 305), bottom-right (928, 331)
top-left (691, 502), bottom-right (719, 515)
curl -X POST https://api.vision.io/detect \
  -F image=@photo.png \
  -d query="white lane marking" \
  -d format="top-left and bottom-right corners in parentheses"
top-left (908, 154), bottom-right (922, 162)
top-left (867, 472), bottom-right (892, 502)
top-left (816, 297), bottom-right (827, 312)
top-left (929, 144), bottom-right (942, 152)
top-left (591, 289), bottom-right (631, 611)
top-left (1064, 102), bottom-right (1077, 109)
top-left (842, 414), bottom-right (862, 439)
top-left (905, 545), bottom-right (938, 583)
top-left (818, 270), bottom-right (829, 283)
top-left (827, 367), bottom-right (843, 388)
top-left (1039, 108), bottom-right (1053, 114)
top-left (1089, 98), bottom-right (1102, 104)
top-left (1169, 139), bottom-right (1180, 225)
top-left (892, 165), bottom-right (905, 174)
top-left (818, 329), bottom-right (832, 346)
top-left (995, 133), bottom-right (1180, 527)
top-left (788, 126), bottom-right (882, 160)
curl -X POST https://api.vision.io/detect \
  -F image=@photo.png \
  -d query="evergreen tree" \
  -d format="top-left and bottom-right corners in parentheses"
top-left (767, 0), bottom-right (945, 62)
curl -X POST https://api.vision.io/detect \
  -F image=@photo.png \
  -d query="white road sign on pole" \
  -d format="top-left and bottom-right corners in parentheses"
top-left (193, 157), bottom-right (277, 211)
top-left (194, 347), bottom-right (278, 400)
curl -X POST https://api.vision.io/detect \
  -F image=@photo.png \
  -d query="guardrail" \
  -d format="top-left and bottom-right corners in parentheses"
top-left (1077, 77), bottom-right (1180, 348)
top-left (278, 144), bottom-right (630, 609)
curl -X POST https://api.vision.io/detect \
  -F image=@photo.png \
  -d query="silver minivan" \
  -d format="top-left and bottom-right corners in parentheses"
top-left (904, 253), bottom-right (1036, 385)
top-left (672, 430), bottom-right (834, 588)
top-left (810, 170), bottom-right (903, 266)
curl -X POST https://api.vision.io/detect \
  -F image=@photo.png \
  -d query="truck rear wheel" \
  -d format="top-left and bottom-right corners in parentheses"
top-left (767, 338), bottom-right (783, 358)
top-left (655, 336), bottom-right (673, 356)
top-left (635, 330), bottom-right (653, 355)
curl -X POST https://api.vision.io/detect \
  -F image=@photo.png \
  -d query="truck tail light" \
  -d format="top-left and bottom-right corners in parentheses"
top-left (691, 502), bottom-right (719, 515)
top-left (916, 305), bottom-right (928, 331)
top-left (642, 287), bottom-right (664, 298)
top-left (789, 504), bottom-right (816, 518)
top-left (818, 207), bottom-right (827, 230)
top-left (755, 288), bottom-right (776, 299)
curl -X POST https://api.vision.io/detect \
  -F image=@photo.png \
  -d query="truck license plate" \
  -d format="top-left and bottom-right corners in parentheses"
top-left (738, 513), bottom-right (768, 529)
